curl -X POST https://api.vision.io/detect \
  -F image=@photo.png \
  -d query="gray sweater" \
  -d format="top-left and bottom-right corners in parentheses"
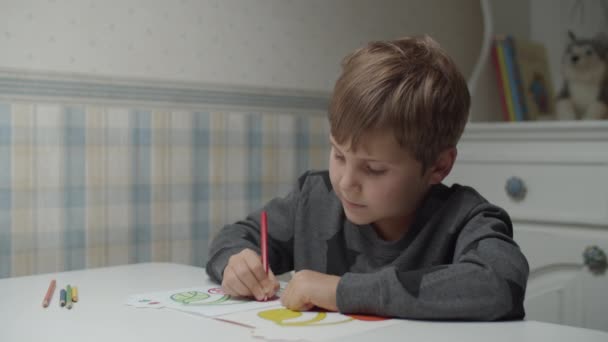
top-left (206, 170), bottom-right (529, 320)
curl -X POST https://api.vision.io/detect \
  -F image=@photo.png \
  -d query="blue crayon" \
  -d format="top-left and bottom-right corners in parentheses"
top-left (60, 289), bottom-right (67, 307)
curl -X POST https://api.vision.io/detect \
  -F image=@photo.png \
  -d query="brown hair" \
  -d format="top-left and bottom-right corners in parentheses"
top-left (329, 35), bottom-right (470, 171)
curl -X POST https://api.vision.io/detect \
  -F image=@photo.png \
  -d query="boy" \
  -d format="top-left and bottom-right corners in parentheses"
top-left (206, 35), bottom-right (529, 320)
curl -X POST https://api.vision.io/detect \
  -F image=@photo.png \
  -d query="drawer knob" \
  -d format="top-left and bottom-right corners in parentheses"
top-left (583, 245), bottom-right (607, 274)
top-left (505, 176), bottom-right (527, 201)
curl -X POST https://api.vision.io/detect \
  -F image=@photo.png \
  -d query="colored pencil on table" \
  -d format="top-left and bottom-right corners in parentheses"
top-left (66, 285), bottom-right (73, 309)
top-left (42, 279), bottom-right (56, 308)
top-left (261, 210), bottom-right (268, 274)
top-left (60, 289), bottom-right (66, 307)
top-left (72, 286), bottom-right (78, 302)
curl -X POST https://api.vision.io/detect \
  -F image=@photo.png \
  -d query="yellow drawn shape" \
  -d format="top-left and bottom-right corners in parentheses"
top-left (258, 308), bottom-right (353, 326)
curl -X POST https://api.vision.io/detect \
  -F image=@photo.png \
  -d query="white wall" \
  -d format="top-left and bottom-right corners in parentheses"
top-left (492, 0), bottom-right (531, 41)
top-left (0, 0), bottom-right (483, 93)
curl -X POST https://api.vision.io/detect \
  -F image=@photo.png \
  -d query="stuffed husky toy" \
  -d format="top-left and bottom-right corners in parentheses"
top-left (556, 31), bottom-right (608, 120)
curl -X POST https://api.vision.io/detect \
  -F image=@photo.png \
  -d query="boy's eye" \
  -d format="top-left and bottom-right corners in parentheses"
top-left (366, 166), bottom-right (386, 175)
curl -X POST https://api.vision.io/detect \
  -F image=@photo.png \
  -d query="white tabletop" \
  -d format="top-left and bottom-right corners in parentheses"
top-left (1, 262), bottom-right (607, 342)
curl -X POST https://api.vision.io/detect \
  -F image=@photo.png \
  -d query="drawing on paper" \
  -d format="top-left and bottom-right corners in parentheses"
top-left (170, 287), bottom-right (248, 306)
top-left (217, 306), bottom-right (398, 341)
top-left (126, 282), bottom-right (290, 317)
top-left (257, 308), bottom-right (389, 327)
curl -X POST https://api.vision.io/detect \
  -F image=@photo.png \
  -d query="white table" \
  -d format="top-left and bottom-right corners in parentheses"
top-left (2, 262), bottom-right (607, 342)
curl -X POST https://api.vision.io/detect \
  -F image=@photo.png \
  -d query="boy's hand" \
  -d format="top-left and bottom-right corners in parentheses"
top-left (281, 270), bottom-right (340, 312)
top-left (222, 248), bottom-right (280, 301)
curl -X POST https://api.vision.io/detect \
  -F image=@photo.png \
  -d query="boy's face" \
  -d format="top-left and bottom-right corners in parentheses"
top-left (329, 131), bottom-right (440, 238)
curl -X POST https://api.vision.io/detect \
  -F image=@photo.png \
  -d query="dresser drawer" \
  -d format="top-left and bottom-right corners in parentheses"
top-left (446, 162), bottom-right (608, 226)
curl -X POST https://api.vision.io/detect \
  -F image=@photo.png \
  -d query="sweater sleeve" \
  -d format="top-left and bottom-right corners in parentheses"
top-left (336, 203), bottom-right (529, 320)
top-left (205, 173), bottom-right (305, 283)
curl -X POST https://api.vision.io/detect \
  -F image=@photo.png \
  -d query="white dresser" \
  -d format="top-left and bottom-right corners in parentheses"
top-left (445, 121), bottom-right (608, 332)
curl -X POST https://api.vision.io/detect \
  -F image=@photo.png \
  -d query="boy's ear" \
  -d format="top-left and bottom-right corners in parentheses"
top-left (428, 147), bottom-right (457, 185)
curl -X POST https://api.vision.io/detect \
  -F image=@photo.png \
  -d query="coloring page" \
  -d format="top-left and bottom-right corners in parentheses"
top-left (125, 283), bottom-right (285, 317)
top-left (217, 307), bottom-right (398, 341)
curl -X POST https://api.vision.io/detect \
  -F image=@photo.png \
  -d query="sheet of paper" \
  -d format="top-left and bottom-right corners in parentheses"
top-left (125, 284), bottom-right (285, 317)
top-left (216, 306), bottom-right (399, 341)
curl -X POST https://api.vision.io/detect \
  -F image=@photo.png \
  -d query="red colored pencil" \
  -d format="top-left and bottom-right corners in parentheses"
top-left (42, 279), bottom-right (56, 308)
top-left (261, 211), bottom-right (268, 274)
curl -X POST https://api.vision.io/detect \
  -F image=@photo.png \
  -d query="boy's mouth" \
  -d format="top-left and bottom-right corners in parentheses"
top-left (342, 197), bottom-right (366, 208)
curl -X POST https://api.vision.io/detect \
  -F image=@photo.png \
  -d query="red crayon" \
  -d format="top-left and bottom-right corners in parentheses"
top-left (261, 211), bottom-right (268, 274)
top-left (42, 279), bottom-right (56, 308)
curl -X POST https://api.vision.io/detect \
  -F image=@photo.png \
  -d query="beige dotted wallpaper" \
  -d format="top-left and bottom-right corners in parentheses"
top-left (1, 0), bottom-right (482, 92)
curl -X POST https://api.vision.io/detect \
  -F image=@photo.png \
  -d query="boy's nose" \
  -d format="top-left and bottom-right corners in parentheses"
top-left (339, 169), bottom-right (359, 191)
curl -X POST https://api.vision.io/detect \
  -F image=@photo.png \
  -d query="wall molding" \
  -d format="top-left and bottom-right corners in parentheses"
top-left (462, 121), bottom-right (608, 141)
top-left (0, 68), bottom-right (330, 114)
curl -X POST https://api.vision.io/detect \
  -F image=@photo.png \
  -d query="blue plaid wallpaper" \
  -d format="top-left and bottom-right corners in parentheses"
top-left (0, 102), bottom-right (329, 278)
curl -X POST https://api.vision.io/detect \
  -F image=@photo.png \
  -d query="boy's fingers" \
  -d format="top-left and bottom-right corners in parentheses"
top-left (241, 249), bottom-right (277, 299)
top-left (232, 259), bottom-right (266, 300)
top-left (298, 302), bottom-right (315, 311)
top-left (224, 249), bottom-right (275, 301)
top-left (243, 252), bottom-right (268, 282)
top-left (280, 282), bottom-right (312, 311)
top-left (264, 271), bottom-right (280, 298)
top-left (223, 265), bottom-right (252, 297)
top-left (280, 283), bottom-right (291, 307)
top-left (222, 282), bottom-right (239, 298)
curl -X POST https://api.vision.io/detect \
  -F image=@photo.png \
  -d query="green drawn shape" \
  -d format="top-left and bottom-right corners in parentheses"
top-left (170, 291), bottom-right (247, 306)
top-left (190, 294), bottom-right (246, 305)
top-left (170, 291), bottom-right (210, 304)
top-left (203, 295), bottom-right (230, 305)
top-left (258, 308), bottom-right (353, 326)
